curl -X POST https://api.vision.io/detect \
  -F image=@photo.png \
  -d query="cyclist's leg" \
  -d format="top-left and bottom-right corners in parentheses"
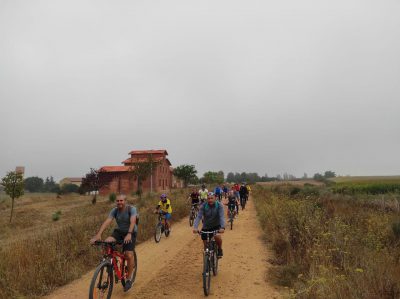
top-left (165, 213), bottom-right (172, 229)
top-left (123, 236), bottom-right (136, 281)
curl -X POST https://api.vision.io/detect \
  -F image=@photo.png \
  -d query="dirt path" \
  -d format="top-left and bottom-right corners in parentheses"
top-left (45, 199), bottom-right (281, 299)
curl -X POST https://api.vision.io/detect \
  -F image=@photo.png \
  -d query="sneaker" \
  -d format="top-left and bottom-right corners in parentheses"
top-left (124, 280), bottom-right (132, 292)
top-left (217, 248), bottom-right (223, 258)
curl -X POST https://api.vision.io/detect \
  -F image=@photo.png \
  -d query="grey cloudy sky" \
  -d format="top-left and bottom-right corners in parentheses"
top-left (1, 0), bottom-right (399, 180)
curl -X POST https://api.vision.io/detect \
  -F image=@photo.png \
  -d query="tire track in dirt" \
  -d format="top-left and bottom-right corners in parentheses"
top-left (45, 199), bottom-right (281, 299)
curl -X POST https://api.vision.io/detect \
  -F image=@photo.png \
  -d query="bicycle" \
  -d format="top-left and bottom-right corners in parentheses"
top-left (89, 241), bottom-right (137, 299)
top-left (189, 203), bottom-right (199, 227)
top-left (154, 210), bottom-right (170, 243)
top-left (199, 230), bottom-right (220, 296)
top-left (227, 206), bottom-right (235, 230)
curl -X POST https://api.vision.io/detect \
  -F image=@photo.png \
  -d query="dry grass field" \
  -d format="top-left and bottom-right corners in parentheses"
top-left (253, 182), bottom-right (400, 298)
top-left (0, 189), bottom-right (191, 298)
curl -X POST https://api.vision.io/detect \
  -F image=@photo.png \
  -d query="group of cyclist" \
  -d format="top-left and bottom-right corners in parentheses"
top-left (90, 183), bottom-right (250, 292)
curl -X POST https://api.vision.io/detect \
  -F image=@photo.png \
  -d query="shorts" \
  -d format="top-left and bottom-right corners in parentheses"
top-left (164, 213), bottom-right (172, 220)
top-left (111, 229), bottom-right (136, 252)
top-left (201, 225), bottom-right (221, 241)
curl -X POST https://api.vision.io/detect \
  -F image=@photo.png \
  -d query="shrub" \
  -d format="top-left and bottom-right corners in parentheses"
top-left (52, 212), bottom-right (60, 221)
top-left (109, 193), bottom-right (116, 202)
top-left (392, 221), bottom-right (400, 239)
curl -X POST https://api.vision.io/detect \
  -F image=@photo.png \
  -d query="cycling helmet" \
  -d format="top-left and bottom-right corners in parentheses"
top-left (160, 194), bottom-right (167, 199)
top-left (201, 184), bottom-right (206, 188)
top-left (207, 192), bottom-right (214, 197)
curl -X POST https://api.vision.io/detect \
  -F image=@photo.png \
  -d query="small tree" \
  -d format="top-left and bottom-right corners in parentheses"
top-left (2, 171), bottom-right (24, 223)
top-left (173, 164), bottom-right (198, 187)
top-left (81, 168), bottom-right (101, 204)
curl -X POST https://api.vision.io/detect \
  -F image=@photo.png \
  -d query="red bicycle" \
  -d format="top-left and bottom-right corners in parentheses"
top-left (89, 241), bottom-right (137, 299)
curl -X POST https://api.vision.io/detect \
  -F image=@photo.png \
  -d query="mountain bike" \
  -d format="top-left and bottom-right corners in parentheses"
top-left (89, 241), bottom-right (137, 299)
top-left (189, 203), bottom-right (199, 227)
top-left (199, 230), bottom-right (220, 296)
top-left (154, 210), bottom-right (170, 243)
top-left (227, 206), bottom-right (235, 230)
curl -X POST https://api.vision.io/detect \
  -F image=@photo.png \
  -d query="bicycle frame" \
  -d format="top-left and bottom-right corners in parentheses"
top-left (97, 242), bottom-right (127, 281)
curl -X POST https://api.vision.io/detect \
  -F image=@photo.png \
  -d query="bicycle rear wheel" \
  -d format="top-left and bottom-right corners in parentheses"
top-left (89, 261), bottom-right (113, 299)
top-left (230, 218), bottom-right (233, 230)
top-left (121, 250), bottom-right (138, 287)
top-left (154, 223), bottom-right (162, 243)
top-left (203, 254), bottom-right (211, 296)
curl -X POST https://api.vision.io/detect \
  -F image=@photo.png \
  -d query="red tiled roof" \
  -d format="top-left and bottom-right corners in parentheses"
top-left (67, 177), bottom-right (83, 182)
top-left (99, 166), bottom-right (131, 173)
top-left (122, 157), bottom-right (164, 164)
top-left (129, 149), bottom-right (168, 155)
top-left (124, 158), bottom-right (171, 166)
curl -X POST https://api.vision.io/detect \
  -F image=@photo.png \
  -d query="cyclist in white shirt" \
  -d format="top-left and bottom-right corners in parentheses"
top-left (198, 184), bottom-right (208, 203)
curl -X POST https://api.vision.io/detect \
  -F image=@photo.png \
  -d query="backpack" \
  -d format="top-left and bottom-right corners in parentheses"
top-left (204, 201), bottom-right (219, 210)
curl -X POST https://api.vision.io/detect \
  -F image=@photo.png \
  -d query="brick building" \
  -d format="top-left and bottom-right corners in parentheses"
top-left (98, 150), bottom-right (173, 195)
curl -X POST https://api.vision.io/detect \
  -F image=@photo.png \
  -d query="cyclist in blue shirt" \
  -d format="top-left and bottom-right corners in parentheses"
top-left (214, 185), bottom-right (223, 201)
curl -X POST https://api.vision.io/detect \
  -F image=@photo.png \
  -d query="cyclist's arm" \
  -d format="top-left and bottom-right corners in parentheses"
top-left (193, 205), bottom-right (204, 230)
top-left (94, 217), bottom-right (113, 239)
top-left (218, 203), bottom-right (225, 230)
top-left (128, 207), bottom-right (137, 233)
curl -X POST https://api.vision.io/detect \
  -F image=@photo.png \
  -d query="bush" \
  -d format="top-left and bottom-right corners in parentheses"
top-left (392, 221), bottom-right (400, 239)
top-left (109, 193), bottom-right (116, 202)
top-left (52, 212), bottom-right (61, 221)
top-left (61, 184), bottom-right (79, 194)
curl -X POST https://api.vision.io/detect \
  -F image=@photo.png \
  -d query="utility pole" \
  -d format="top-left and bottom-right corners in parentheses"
top-left (150, 153), bottom-right (153, 193)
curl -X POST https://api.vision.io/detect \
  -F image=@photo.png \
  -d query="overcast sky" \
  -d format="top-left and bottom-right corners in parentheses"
top-left (1, 0), bottom-right (399, 180)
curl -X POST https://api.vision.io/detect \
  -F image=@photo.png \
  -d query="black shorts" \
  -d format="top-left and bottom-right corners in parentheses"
top-left (111, 229), bottom-right (136, 252)
top-left (228, 204), bottom-right (236, 211)
top-left (201, 225), bottom-right (221, 241)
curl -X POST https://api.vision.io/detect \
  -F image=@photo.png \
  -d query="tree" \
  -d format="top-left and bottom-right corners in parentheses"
top-left (202, 171), bottom-right (224, 185)
top-left (81, 168), bottom-right (101, 203)
top-left (324, 170), bottom-right (336, 178)
top-left (226, 172), bottom-right (235, 183)
top-left (2, 171), bottom-right (24, 223)
top-left (43, 176), bottom-right (60, 193)
top-left (61, 183), bottom-right (80, 193)
top-left (313, 173), bottom-right (325, 181)
top-left (173, 165), bottom-right (198, 187)
top-left (129, 154), bottom-right (159, 197)
top-left (24, 176), bottom-right (44, 192)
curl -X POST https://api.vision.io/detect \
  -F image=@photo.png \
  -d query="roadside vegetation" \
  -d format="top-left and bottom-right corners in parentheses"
top-left (0, 188), bottom-right (191, 298)
top-left (253, 179), bottom-right (400, 299)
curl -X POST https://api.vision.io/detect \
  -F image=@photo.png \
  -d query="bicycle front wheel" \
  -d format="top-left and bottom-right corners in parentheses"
top-left (203, 254), bottom-right (211, 296)
top-left (89, 260), bottom-right (113, 299)
top-left (121, 250), bottom-right (138, 287)
top-left (154, 223), bottom-right (162, 243)
top-left (212, 244), bottom-right (219, 276)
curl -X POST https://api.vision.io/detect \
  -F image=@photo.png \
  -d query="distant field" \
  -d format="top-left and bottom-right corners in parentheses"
top-left (256, 179), bottom-right (324, 186)
top-left (331, 176), bottom-right (400, 183)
